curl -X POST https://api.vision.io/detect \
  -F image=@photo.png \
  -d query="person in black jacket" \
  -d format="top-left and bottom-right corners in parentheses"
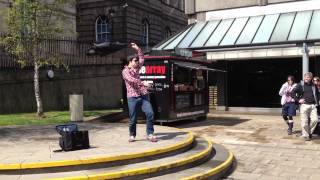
top-left (292, 72), bottom-right (319, 141)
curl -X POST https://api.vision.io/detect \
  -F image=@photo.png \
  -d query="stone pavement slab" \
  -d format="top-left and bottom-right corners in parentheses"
top-left (0, 122), bottom-right (189, 169)
top-left (174, 113), bottom-right (320, 180)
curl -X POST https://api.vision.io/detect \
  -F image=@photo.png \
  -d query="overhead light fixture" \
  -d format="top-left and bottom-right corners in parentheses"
top-left (122, 2), bottom-right (128, 8)
top-left (47, 69), bottom-right (54, 79)
top-left (87, 48), bottom-right (96, 56)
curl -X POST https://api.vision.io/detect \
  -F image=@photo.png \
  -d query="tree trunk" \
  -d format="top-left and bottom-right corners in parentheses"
top-left (34, 61), bottom-right (44, 117)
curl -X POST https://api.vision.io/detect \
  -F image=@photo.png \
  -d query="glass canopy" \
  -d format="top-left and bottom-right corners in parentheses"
top-left (154, 9), bottom-right (320, 51)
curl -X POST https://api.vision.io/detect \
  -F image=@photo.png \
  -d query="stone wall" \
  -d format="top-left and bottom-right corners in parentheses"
top-left (0, 65), bottom-right (122, 114)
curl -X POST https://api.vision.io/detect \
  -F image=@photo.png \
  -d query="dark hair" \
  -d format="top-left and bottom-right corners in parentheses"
top-left (121, 56), bottom-right (140, 67)
top-left (129, 56), bottom-right (139, 62)
top-left (287, 75), bottom-right (295, 83)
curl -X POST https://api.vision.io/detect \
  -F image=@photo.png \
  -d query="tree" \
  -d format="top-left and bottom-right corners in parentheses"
top-left (1, 0), bottom-right (74, 117)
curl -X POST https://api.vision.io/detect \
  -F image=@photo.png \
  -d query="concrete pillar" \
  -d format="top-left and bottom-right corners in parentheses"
top-left (69, 94), bottom-right (83, 122)
top-left (302, 43), bottom-right (309, 80)
top-left (185, 0), bottom-right (195, 15)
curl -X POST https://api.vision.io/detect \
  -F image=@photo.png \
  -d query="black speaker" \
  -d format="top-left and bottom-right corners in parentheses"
top-left (59, 130), bottom-right (90, 151)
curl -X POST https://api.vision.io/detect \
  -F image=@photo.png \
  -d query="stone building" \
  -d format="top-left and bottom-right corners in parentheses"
top-left (0, 0), bottom-right (187, 113)
top-left (76, 0), bottom-right (186, 46)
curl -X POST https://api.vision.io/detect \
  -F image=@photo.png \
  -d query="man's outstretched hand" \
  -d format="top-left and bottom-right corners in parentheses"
top-left (130, 43), bottom-right (140, 51)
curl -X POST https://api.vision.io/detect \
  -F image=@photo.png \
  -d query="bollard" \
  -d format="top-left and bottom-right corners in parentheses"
top-left (69, 94), bottom-right (84, 122)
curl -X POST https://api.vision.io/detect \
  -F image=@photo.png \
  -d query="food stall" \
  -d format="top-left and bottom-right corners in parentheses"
top-left (139, 56), bottom-right (224, 123)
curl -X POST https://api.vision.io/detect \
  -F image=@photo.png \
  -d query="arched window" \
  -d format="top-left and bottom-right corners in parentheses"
top-left (95, 16), bottom-right (111, 43)
top-left (165, 27), bottom-right (171, 39)
top-left (142, 19), bottom-right (149, 46)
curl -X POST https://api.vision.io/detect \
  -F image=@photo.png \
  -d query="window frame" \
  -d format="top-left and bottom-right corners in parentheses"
top-left (95, 16), bottom-right (111, 43)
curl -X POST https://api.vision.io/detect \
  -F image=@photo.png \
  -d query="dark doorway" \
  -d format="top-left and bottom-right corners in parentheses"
top-left (227, 58), bottom-right (316, 107)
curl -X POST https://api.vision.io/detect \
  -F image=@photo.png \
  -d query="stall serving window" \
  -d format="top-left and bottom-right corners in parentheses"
top-left (194, 70), bottom-right (205, 106)
top-left (173, 65), bottom-right (206, 110)
top-left (174, 66), bottom-right (192, 109)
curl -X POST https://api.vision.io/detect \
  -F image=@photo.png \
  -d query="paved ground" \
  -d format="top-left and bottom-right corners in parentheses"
top-left (2, 112), bottom-right (320, 180)
top-left (0, 123), bottom-right (189, 165)
top-left (173, 112), bottom-right (320, 180)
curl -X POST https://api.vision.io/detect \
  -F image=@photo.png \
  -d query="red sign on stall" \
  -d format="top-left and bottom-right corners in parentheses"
top-left (140, 66), bottom-right (166, 75)
top-left (139, 66), bottom-right (167, 79)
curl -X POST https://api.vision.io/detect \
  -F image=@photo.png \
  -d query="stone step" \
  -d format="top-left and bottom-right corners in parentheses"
top-left (11, 137), bottom-right (212, 180)
top-left (146, 143), bottom-right (234, 180)
top-left (0, 124), bottom-right (194, 171)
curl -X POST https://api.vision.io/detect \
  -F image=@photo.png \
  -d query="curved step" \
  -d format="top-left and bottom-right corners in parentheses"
top-left (0, 130), bottom-right (194, 171)
top-left (11, 137), bottom-right (213, 180)
top-left (147, 143), bottom-right (234, 180)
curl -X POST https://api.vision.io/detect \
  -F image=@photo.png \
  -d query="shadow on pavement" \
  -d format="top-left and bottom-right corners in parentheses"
top-left (0, 123), bottom-right (117, 141)
top-left (90, 112), bottom-right (127, 123)
top-left (168, 116), bottom-right (251, 128)
top-left (155, 132), bottom-right (188, 140)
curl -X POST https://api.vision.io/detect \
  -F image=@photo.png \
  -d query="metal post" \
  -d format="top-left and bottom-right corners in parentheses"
top-left (302, 43), bottom-right (309, 80)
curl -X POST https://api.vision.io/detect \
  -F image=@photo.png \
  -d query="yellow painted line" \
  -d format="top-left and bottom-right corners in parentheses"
top-left (181, 145), bottom-right (234, 180)
top-left (0, 130), bottom-right (194, 170)
top-left (20, 160), bottom-right (84, 169)
top-left (47, 137), bottom-right (213, 180)
top-left (0, 163), bottom-right (20, 170)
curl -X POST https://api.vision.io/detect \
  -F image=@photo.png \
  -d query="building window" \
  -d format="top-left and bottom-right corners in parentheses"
top-left (165, 27), bottom-right (171, 39)
top-left (95, 16), bottom-right (111, 43)
top-left (142, 19), bottom-right (149, 46)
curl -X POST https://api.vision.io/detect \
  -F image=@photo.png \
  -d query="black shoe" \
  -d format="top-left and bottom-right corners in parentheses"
top-left (305, 136), bottom-right (311, 141)
top-left (288, 129), bottom-right (292, 135)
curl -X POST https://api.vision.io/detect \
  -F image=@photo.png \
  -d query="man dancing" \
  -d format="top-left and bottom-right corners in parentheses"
top-left (122, 43), bottom-right (157, 143)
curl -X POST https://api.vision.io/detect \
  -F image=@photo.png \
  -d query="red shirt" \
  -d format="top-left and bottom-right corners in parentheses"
top-left (122, 49), bottom-right (148, 97)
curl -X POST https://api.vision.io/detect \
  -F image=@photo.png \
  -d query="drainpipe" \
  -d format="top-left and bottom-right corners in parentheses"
top-left (302, 43), bottom-right (309, 81)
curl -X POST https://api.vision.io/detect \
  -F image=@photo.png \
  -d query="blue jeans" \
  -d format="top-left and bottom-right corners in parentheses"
top-left (127, 95), bottom-right (154, 137)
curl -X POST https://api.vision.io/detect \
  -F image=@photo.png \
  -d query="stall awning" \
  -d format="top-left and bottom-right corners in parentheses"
top-left (153, 9), bottom-right (320, 51)
top-left (174, 62), bottom-right (226, 72)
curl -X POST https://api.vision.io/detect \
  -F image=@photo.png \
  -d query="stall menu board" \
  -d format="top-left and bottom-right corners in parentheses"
top-left (176, 94), bottom-right (191, 109)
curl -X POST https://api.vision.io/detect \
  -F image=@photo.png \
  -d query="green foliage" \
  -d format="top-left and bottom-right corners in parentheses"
top-left (0, 0), bottom-right (75, 68)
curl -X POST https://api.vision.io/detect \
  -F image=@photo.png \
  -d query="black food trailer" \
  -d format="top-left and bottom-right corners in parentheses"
top-left (139, 56), bottom-right (224, 124)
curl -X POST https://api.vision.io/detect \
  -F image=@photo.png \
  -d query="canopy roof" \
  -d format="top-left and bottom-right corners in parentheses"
top-left (174, 61), bottom-right (226, 72)
top-left (153, 9), bottom-right (320, 51)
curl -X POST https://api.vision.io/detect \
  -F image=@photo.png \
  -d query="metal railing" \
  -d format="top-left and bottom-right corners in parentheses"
top-left (0, 36), bottom-right (120, 69)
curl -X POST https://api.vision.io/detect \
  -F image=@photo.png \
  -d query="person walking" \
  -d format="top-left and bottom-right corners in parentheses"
top-left (312, 76), bottom-right (320, 135)
top-left (279, 75), bottom-right (297, 135)
top-left (122, 43), bottom-right (157, 143)
top-left (292, 72), bottom-right (319, 141)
